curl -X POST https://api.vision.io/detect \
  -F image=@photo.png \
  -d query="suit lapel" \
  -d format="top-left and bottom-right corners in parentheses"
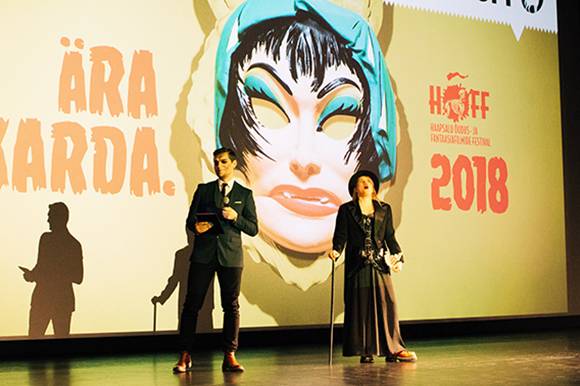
top-left (347, 201), bottom-right (387, 238)
top-left (212, 180), bottom-right (222, 209)
top-left (346, 202), bottom-right (365, 232)
top-left (373, 201), bottom-right (387, 243)
top-left (229, 181), bottom-right (240, 202)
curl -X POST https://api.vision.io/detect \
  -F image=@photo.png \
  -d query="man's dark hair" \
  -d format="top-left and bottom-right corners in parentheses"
top-left (218, 13), bottom-right (380, 176)
top-left (213, 147), bottom-right (238, 162)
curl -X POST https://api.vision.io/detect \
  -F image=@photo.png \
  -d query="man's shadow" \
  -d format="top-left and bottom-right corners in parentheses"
top-left (21, 202), bottom-right (84, 338)
top-left (152, 228), bottom-right (214, 332)
top-left (27, 361), bottom-right (71, 386)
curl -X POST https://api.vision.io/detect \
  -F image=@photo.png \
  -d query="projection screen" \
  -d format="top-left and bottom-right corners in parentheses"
top-left (0, 0), bottom-right (566, 339)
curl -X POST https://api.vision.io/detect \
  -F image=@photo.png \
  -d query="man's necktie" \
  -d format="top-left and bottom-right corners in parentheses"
top-left (221, 183), bottom-right (229, 207)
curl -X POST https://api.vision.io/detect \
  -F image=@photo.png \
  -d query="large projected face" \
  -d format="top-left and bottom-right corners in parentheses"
top-left (219, 16), bottom-right (380, 255)
top-left (241, 47), bottom-right (363, 252)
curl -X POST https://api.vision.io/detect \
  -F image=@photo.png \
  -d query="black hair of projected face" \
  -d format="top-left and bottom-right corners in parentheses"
top-left (218, 12), bottom-right (382, 177)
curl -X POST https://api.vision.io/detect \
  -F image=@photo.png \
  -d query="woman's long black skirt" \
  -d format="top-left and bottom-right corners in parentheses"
top-left (343, 264), bottom-right (406, 357)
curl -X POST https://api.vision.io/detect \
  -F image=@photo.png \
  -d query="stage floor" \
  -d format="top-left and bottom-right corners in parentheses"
top-left (1, 330), bottom-right (579, 386)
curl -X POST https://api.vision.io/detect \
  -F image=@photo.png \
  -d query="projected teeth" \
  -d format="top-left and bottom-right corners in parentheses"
top-left (278, 190), bottom-right (332, 205)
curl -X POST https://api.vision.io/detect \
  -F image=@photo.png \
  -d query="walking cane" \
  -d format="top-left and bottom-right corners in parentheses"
top-left (153, 302), bottom-right (157, 333)
top-left (329, 257), bottom-right (336, 366)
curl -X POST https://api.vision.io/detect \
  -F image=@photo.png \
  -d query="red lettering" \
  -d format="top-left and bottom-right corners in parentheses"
top-left (130, 127), bottom-right (160, 196)
top-left (58, 51), bottom-right (87, 113)
top-left (12, 119), bottom-right (46, 192)
top-left (431, 154), bottom-right (452, 210)
top-left (51, 121), bottom-right (88, 193)
top-left (89, 46), bottom-right (124, 116)
top-left (488, 157), bottom-right (508, 214)
top-left (128, 50), bottom-right (158, 118)
top-left (432, 154), bottom-right (508, 214)
top-left (0, 119), bottom-right (9, 189)
top-left (480, 91), bottom-right (490, 119)
top-left (472, 156), bottom-right (487, 213)
top-left (92, 126), bottom-right (127, 194)
top-left (429, 86), bottom-right (442, 115)
top-left (452, 155), bottom-right (474, 210)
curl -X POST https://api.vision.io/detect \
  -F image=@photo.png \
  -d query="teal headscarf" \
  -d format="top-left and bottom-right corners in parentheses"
top-left (215, 0), bottom-right (397, 181)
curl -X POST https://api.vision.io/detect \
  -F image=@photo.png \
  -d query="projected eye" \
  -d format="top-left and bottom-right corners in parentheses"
top-left (243, 74), bottom-right (290, 129)
top-left (250, 97), bottom-right (290, 129)
top-left (317, 95), bottom-right (360, 140)
top-left (319, 114), bottom-right (357, 140)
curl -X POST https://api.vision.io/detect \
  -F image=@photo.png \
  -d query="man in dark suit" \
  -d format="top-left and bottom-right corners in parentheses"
top-left (174, 147), bottom-right (258, 373)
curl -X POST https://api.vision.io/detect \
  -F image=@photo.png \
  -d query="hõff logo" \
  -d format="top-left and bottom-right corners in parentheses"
top-left (429, 73), bottom-right (490, 123)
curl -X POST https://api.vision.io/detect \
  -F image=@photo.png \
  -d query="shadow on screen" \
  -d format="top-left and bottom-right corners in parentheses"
top-left (21, 202), bottom-right (84, 338)
top-left (152, 228), bottom-right (214, 332)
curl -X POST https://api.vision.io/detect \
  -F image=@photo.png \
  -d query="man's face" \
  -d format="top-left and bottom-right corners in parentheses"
top-left (47, 209), bottom-right (55, 231)
top-left (214, 152), bottom-right (237, 181)
top-left (47, 208), bottom-right (66, 231)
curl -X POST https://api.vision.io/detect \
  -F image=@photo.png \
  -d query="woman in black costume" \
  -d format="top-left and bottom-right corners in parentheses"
top-left (329, 170), bottom-right (417, 363)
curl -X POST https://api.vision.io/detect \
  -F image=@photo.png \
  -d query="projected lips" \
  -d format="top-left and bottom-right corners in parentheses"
top-left (269, 185), bottom-right (342, 217)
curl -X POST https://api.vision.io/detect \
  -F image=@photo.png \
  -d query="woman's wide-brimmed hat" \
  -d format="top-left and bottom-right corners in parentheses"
top-left (348, 170), bottom-right (380, 197)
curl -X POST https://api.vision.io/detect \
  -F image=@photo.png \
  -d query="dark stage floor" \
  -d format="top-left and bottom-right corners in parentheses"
top-left (1, 330), bottom-right (580, 386)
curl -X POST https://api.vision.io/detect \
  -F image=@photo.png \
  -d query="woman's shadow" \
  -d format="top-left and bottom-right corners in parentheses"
top-left (151, 228), bottom-right (214, 332)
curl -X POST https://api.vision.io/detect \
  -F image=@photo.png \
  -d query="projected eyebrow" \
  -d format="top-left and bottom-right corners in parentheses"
top-left (318, 95), bottom-right (361, 126)
top-left (316, 78), bottom-right (360, 99)
top-left (247, 63), bottom-right (293, 96)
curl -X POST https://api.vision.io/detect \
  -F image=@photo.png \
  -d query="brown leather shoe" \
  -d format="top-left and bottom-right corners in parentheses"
top-left (386, 350), bottom-right (417, 363)
top-left (222, 352), bottom-right (245, 372)
top-left (173, 351), bottom-right (192, 373)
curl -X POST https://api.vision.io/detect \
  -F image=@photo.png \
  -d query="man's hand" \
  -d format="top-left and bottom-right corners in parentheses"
top-left (389, 253), bottom-right (404, 273)
top-left (19, 266), bottom-right (33, 282)
top-left (222, 207), bottom-right (238, 221)
top-left (151, 296), bottom-right (161, 305)
top-left (195, 221), bottom-right (213, 234)
top-left (328, 250), bottom-right (340, 261)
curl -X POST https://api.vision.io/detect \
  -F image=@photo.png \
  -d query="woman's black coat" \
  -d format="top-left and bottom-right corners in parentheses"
top-left (332, 200), bottom-right (402, 278)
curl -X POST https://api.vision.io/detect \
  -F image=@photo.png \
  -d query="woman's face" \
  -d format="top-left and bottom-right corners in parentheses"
top-left (355, 176), bottom-right (375, 198)
top-left (239, 41), bottom-right (364, 254)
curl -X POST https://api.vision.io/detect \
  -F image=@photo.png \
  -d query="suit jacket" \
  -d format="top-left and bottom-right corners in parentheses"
top-left (332, 200), bottom-right (401, 277)
top-left (186, 180), bottom-right (258, 267)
